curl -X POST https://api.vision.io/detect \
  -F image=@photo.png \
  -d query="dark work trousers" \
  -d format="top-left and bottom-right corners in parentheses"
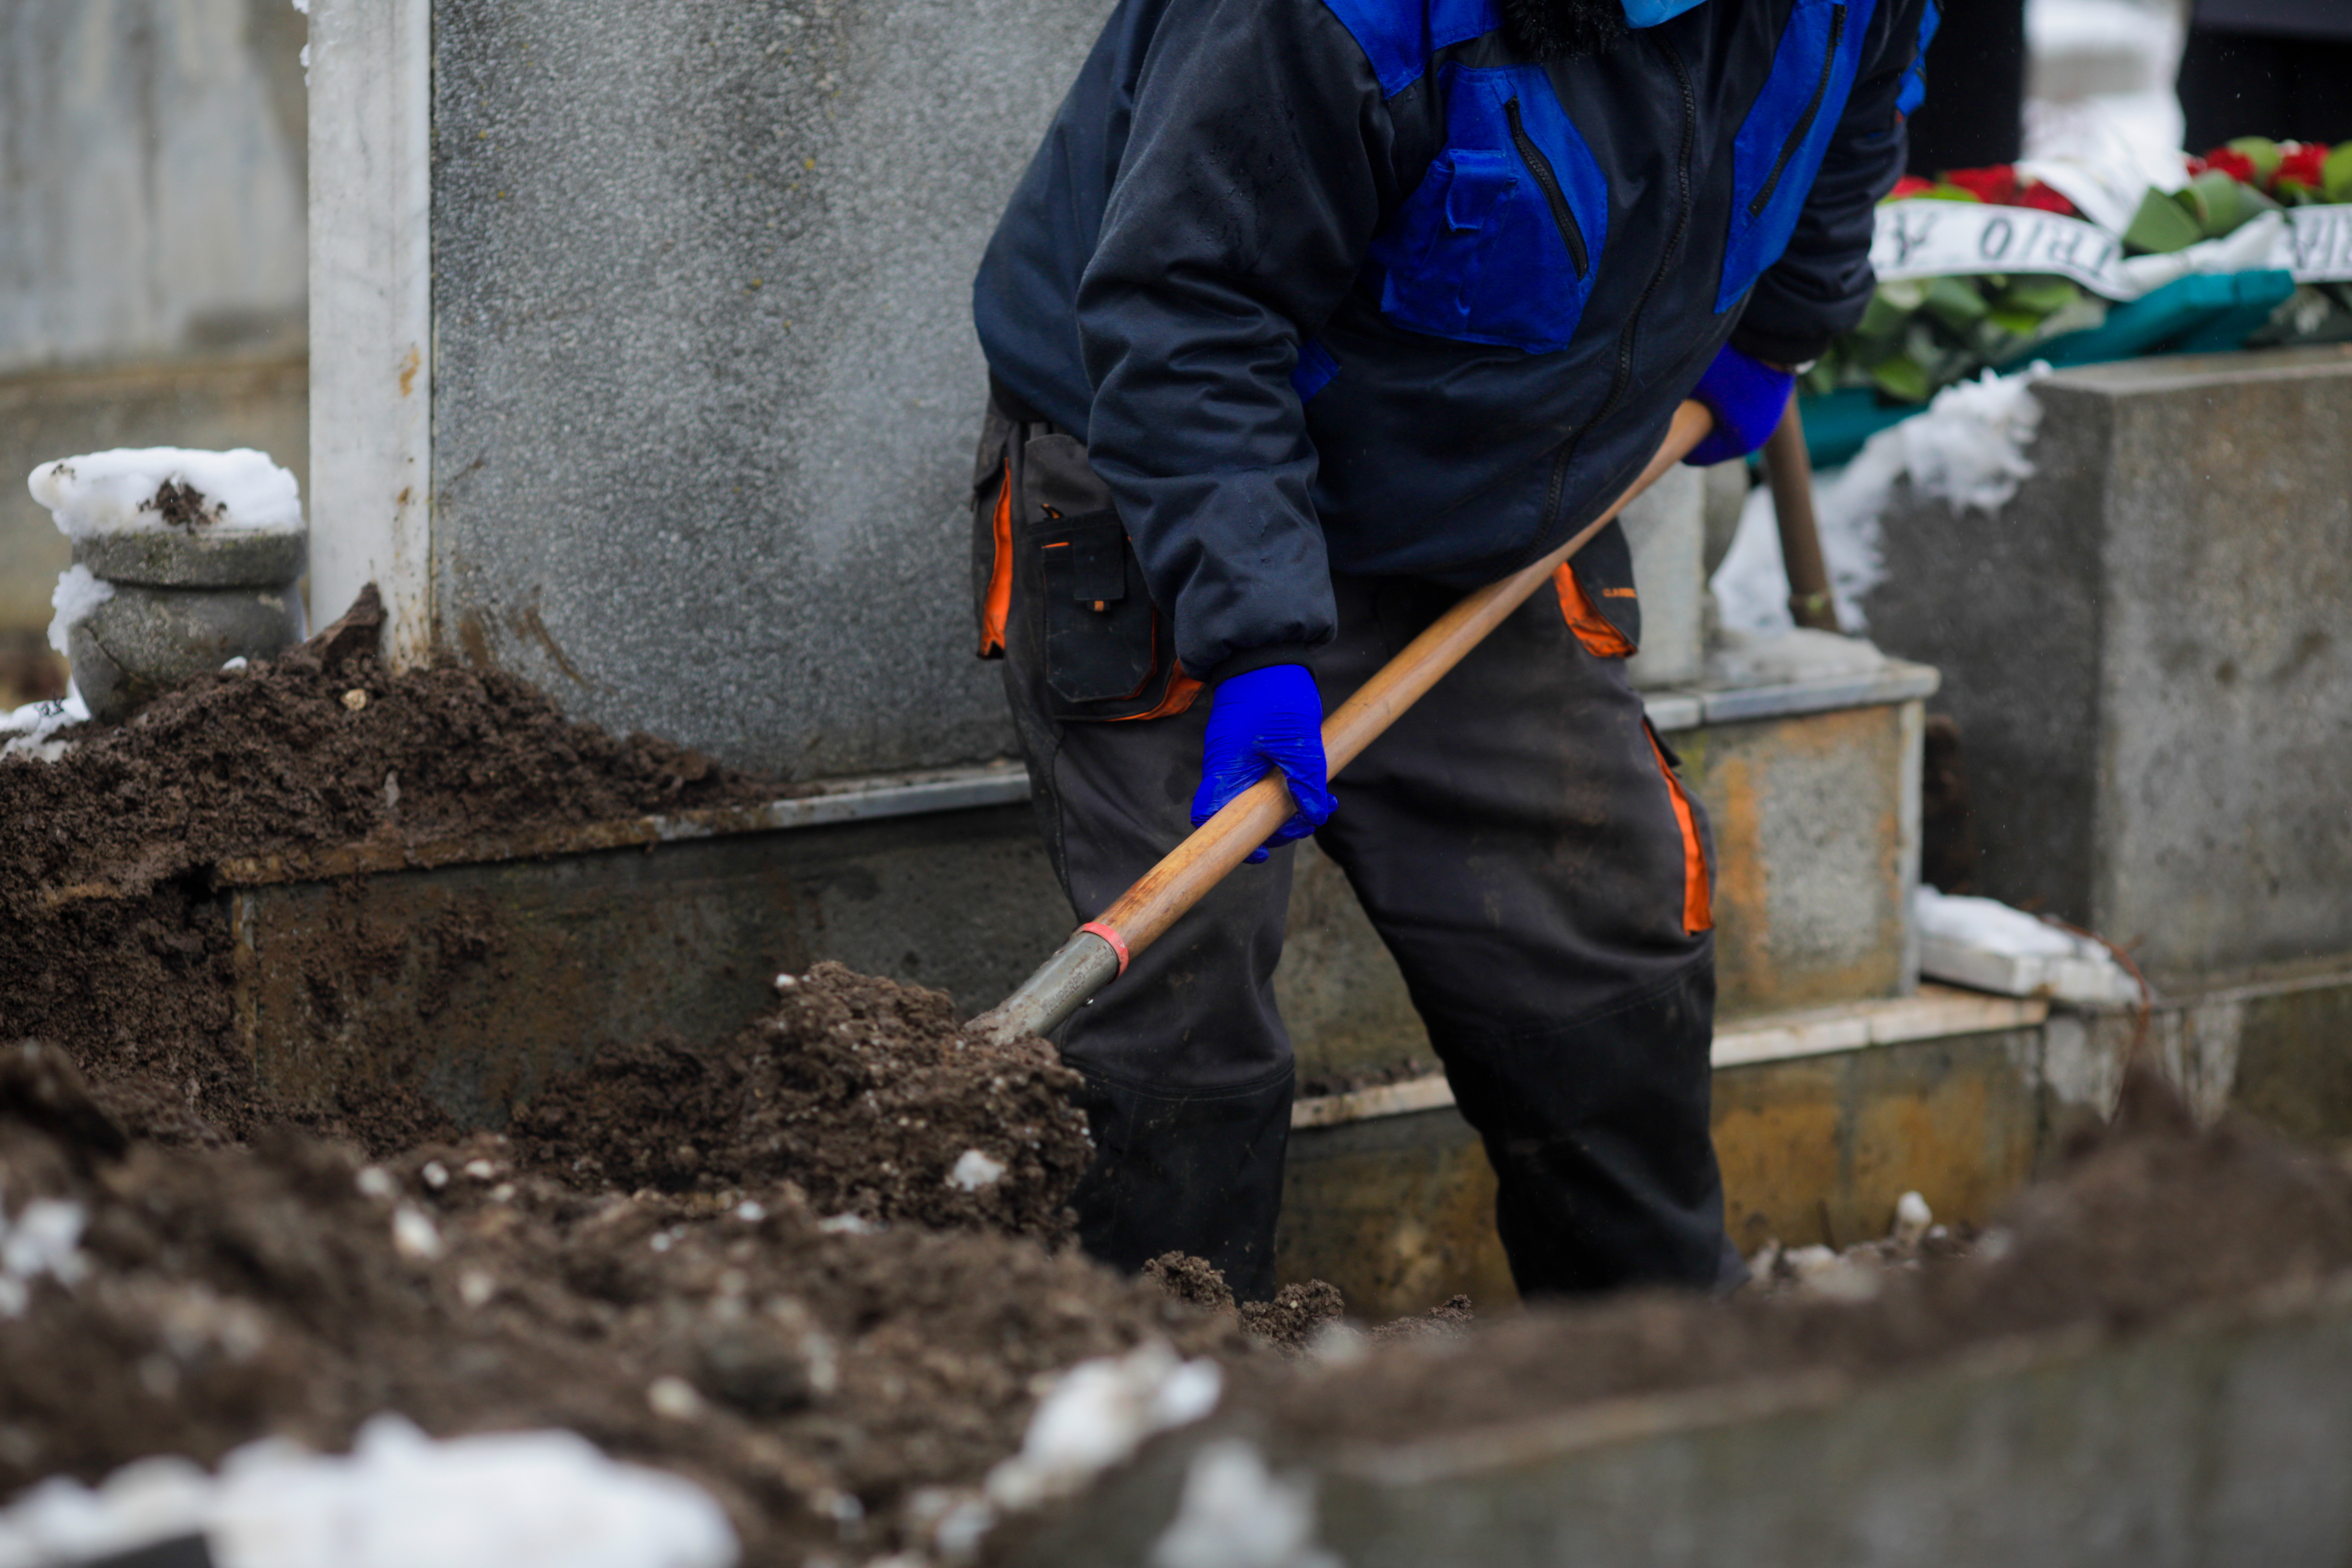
top-left (972, 396), bottom-right (1734, 1303)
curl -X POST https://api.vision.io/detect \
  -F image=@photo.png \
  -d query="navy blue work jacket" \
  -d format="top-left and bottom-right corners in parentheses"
top-left (975, 0), bottom-right (1933, 681)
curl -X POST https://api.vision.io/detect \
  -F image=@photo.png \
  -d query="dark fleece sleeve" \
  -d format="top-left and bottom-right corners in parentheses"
top-left (1074, 0), bottom-right (1395, 684)
top-left (1734, 0), bottom-right (1934, 366)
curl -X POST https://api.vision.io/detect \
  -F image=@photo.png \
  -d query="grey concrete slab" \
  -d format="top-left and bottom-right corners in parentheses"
top-left (427, 0), bottom-right (1110, 779)
top-left (1001, 1280), bottom-right (2352, 1568)
top-left (1862, 346), bottom-right (2352, 984)
top-left (0, 0), bottom-right (308, 376)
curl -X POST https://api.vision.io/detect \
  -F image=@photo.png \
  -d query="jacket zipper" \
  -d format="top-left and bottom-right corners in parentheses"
top-left (1747, 5), bottom-right (1846, 219)
top-left (1503, 98), bottom-right (1588, 278)
top-left (1526, 35), bottom-right (1696, 568)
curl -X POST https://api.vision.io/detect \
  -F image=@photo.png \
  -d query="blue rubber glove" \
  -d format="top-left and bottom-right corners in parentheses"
top-left (1684, 343), bottom-right (1796, 467)
top-left (1190, 664), bottom-right (1337, 864)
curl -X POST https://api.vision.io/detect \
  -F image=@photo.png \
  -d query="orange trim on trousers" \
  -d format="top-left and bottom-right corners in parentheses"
top-left (1645, 727), bottom-right (1713, 934)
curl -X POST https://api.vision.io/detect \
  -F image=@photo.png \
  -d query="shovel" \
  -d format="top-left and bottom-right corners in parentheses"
top-left (968, 399), bottom-right (1715, 1046)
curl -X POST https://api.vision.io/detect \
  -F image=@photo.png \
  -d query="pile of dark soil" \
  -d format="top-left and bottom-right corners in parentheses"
top-left (1265, 1069), bottom-right (2352, 1449)
top-left (0, 1042), bottom-right (1247, 1563)
top-left (504, 963), bottom-right (1093, 1238)
top-left (0, 590), bottom-right (777, 1144)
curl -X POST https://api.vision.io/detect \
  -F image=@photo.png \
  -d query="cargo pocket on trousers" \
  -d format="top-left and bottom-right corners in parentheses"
top-left (1014, 432), bottom-right (1203, 723)
top-left (1037, 510), bottom-right (1157, 706)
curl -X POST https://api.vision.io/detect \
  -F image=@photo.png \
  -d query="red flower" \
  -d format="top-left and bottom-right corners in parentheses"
top-left (2275, 141), bottom-right (2329, 191)
top-left (2013, 181), bottom-right (2080, 217)
top-left (1941, 165), bottom-right (2021, 205)
top-left (1888, 174), bottom-right (1936, 200)
top-left (2196, 146), bottom-right (2260, 184)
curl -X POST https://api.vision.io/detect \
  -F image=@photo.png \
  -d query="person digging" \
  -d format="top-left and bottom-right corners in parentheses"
top-left (969, 0), bottom-right (1935, 1301)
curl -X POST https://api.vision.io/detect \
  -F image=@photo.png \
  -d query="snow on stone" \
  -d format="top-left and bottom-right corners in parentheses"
top-left (47, 563), bottom-right (113, 659)
top-left (1713, 366), bottom-right (2050, 636)
top-left (1706, 626), bottom-right (1887, 691)
top-left (948, 1148), bottom-right (1007, 1191)
top-left (27, 448), bottom-right (303, 539)
top-left (1149, 1441), bottom-right (1338, 1568)
top-left (0, 1416), bottom-right (738, 1568)
top-left (1916, 887), bottom-right (2141, 1007)
top-left (986, 1341), bottom-right (1224, 1513)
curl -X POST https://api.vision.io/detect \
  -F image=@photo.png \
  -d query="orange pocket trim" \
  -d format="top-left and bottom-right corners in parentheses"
top-left (1552, 563), bottom-right (1637, 659)
top-left (1645, 728), bottom-right (1714, 935)
top-left (1106, 654), bottom-right (1203, 721)
top-left (979, 458), bottom-right (1014, 657)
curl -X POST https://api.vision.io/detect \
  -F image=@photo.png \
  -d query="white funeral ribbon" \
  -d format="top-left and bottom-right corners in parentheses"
top-left (1870, 199), bottom-right (2352, 300)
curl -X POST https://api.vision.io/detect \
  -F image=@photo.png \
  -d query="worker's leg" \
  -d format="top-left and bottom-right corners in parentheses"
top-left (1309, 572), bottom-right (1736, 1298)
top-left (974, 402), bottom-right (1295, 1300)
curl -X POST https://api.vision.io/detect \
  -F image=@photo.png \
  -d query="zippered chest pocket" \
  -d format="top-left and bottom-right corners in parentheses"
top-left (1367, 64), bottom-right (1609, 355)
top-left (1717, 0), bottom-right (1874, 311)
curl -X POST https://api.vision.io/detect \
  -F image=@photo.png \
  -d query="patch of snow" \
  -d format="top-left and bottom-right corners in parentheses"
top-left (817, 1213), bottom-right (879, 1236)
top-left (0, 1415), bottom-right (737, 1568)
top-left (1774, 1244), bottom-right (1884, 1300)
top-left (1916, 887), bottom-right (2142, 1006)
top-left (390, 1205), bottom-right (443, 1263)
top-left (1893, 1191), bottom-right (1933, 1248)
top-left (0, 1195), bottom-right (88, 1318)
top-left (27, 448), bottom-right (303, 540)
top-left (47, 564), bottom-right (113, 658)
top-left (948, 1149), bottom-right (1006, 1191)
top-left (0, 687), bottom-right (89, 763)
top-left (1713, 367), bottom-right (2050, 636)
top-left (646, 1377), bottom-right (705, 1421)
top-left (1706, 626), bottom-right (1888, 690)
top-left (2021, 0), bottom-right (2186, 219)
top-left (1149, 1441), bottom-right (1337, 1568)
top-left (986, 1342), bottom-right (1224, 1513)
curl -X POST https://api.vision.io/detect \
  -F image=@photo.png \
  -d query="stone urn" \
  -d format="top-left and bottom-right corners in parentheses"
top-left (68, 527), bottom-right (307, 723)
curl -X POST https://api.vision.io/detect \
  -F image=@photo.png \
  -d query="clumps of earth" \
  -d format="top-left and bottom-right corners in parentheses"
top-left (0, 1037), bottom-right (1248, 1564)
top-left (7, 594), bottom-right (2352, 1567)
top-left (504, 964), bottom-right (1091, 1239)
top-left (0, 588), bottom-right (778, 1148)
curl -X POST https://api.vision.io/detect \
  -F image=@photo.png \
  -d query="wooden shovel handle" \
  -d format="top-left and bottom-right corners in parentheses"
top-left (1091, 398), bottom-right (1716, 960)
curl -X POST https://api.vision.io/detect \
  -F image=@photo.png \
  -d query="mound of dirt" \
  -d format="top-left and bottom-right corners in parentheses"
top-left (505, 962), bottom-right (1094, 1239)
top-left (1268, 1068), bottom-right (2352, 1449)
top-left (0, 1043), bottom-right (1249, 1564)
top-left (0, 590), bottom-right (778, 1145)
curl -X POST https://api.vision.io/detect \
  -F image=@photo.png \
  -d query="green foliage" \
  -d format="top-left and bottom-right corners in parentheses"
top-left (2178, 169), bottom-right (2280, 239)
top-left (1818, 272), bottom-right (2094, 404)
top-left (2326, 143), bottom-right (2352, 204)
top-left (2123, 188), bottom-right (2203, 254)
